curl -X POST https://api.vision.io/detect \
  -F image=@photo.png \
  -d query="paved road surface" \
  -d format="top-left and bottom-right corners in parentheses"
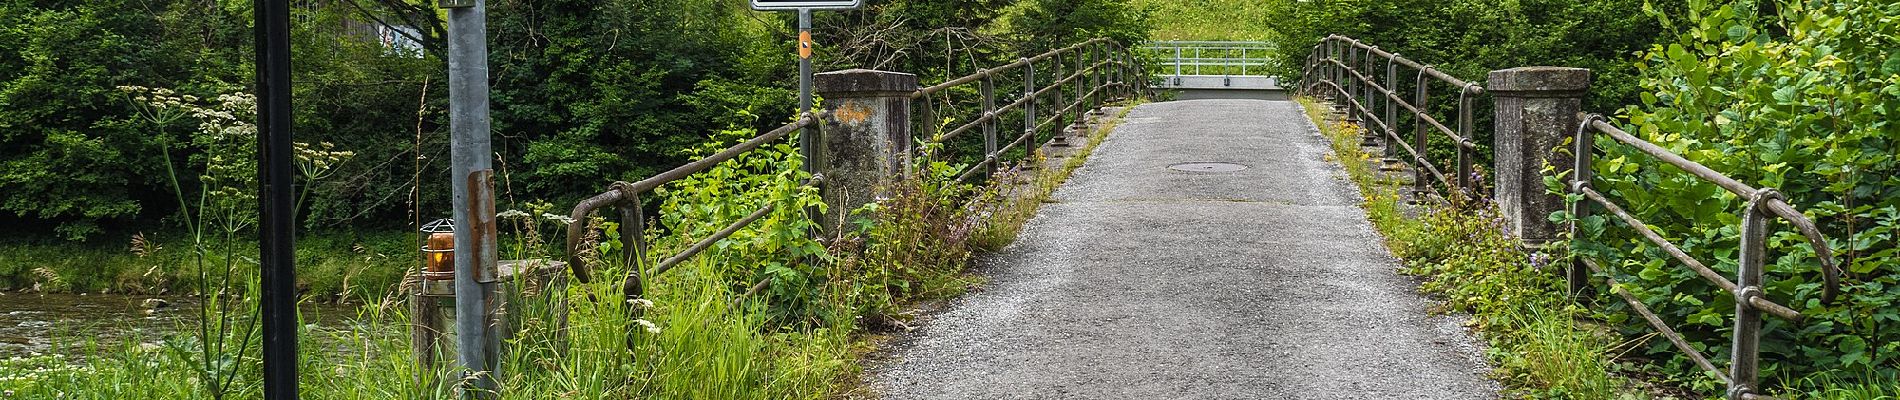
top-left (870, 99), bottom-right (1501, 399)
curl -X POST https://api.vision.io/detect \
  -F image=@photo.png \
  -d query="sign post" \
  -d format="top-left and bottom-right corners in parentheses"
top-left (752, 0), bottom-right (858, 232)
top-left (751, 0), bottom-right (862, 162)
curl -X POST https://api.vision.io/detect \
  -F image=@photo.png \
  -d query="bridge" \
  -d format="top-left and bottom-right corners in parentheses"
top-left (869, 98), bottom-right (1496, 398)
top-left (203, 28), bottom-right (1827, 396)
top-left (542, 37), bottom-right (1835, 399)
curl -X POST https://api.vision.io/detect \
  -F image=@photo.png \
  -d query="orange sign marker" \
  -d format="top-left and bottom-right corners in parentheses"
top-left (798, 31), bottom-right (813, 59)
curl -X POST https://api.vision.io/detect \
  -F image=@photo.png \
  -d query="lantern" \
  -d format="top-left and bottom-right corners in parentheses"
top-left (421, 219), bottom-right (456, 280)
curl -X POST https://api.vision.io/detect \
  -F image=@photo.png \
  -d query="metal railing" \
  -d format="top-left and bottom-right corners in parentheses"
top-left (1570, 116), bottom-right (1840, 399)
top-left (1298, 34), bottom-right (1484, 200)
top-left (557, 38), bottom-right (1148, 309)
top-left (914, 38), bottom-right (1147, 183)
top-left (1300, 34), bottom-right (1843, 399)
top-left (1144, 41), bottom-right (1275, 77)
top-left (561, 114), bottom-right (822, 301)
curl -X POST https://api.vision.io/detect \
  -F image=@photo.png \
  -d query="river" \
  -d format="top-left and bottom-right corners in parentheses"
top-left (0, 292), bottom-right (354, 359)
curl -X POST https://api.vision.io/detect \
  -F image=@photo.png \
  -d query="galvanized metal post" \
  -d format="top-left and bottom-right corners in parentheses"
top-left (253, 0), bottom-right (297, 396)
top-left (798, 9), bottom-right (814, 175)
top-left (446, 0), bottom-right (503, 395)
top-left (1173, 45), bottom-right (1182, 82)
top-left (1729, 195), bottom-right (1770, 399)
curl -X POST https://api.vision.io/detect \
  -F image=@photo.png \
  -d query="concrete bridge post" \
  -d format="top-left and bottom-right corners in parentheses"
top-left (1487, 66), bottom-right (1591, 245)
top-left (813, 69), bottom-right (919, 234)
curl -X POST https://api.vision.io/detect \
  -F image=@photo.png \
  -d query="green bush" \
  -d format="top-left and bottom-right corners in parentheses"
top-left (1575, 0), bottom-right (1900, 393)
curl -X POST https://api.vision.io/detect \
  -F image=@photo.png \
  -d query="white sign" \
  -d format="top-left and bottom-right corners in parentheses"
top-left (750, 0), bottom-right (861, 10)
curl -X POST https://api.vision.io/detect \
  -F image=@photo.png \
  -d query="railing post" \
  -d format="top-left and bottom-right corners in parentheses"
top-left (1412, 70), bottom-right (1429, 198)
top-left (1382, 56), bottom-right (1398, 163)
top-left (1568, 115), bottom-right (1598, 296)
top-left (812, 69), bottom-right (918, 234)
top-left (1092, 43), bottom-right (1106, 116)
top-left (980, 70), bottom-right (998, 168)
top-left (1487, 66), bottom-right (1590, 245)
top-left (1729, 192), bottom-right (1771, 399)
top-left (617, 200), bottom-right (645, 287)
top-left (1071, 45), bottom-right (1087, 138)
top-left (1053, 50), bottom-right (1069, 147)
top-left (1458, 88), bottom-right (1475, 197)
top-left (1023, 58), bottom-right (1036, 153)
top-left (1341, 42), bottom-right (1359, 125)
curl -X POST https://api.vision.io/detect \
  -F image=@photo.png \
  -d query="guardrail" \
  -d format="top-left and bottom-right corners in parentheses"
top-left (1144, 41), bottom-right (1274, 77)
top-left (557, 38), bottom-right (1147, 314)
top-left (1144, 41), bottom-right (1277, 90)
top-left (1297, 35), bottom-right (1483, 200)
top-left (1570, 117), bottom-right (1840, 399)
top-left (915, 38), bottom-right (1145, 183)
top-left (1299, 34), bottom-right (1841, 400)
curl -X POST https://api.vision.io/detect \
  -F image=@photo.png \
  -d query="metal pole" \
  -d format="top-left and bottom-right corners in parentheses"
top-left (1023, 58), bottom-right (1035, 149)
top-left (1569, 116), bottom-right (1596, 296)
top-left (253, 0), bottom-right (297, 396)
top-left (447, 0), bottom-right (502, 396)
top-left (1728, 195), bottom-right (1770, 399)
top-left (798, 8), bottom-right (813, 173)
top-left (1413, 71), bottom-right (1429, 199)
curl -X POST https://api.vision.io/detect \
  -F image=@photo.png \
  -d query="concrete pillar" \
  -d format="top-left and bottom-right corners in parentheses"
top-left (813, 69), bottom-right (917, 233)
top-left (1488, 66), bottom-right (1591, 244)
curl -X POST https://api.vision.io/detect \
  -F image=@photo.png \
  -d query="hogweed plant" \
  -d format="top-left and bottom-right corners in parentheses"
top-left (116, 85), bottom-right (352, 399)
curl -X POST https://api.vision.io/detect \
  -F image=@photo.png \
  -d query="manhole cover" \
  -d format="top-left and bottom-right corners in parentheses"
top-left (1168, 162), bottom-right (1248, 173)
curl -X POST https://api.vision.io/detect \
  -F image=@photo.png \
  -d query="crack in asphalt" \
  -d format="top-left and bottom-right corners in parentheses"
top-left (870, 99), bottom-right (1501, 399)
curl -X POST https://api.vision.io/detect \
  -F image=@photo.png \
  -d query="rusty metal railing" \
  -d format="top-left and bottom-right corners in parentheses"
top-left (1300, 34), bottom-right (1845, 399)
top-left (913, 38), bottom-right (1147, 183)
top-left (1297, 34), bottom-right (1484, 201)
top-left (1570, 116), bottom-right (1841, 399)
top-left (561, 114), bottom-right (820, 301)
top-left (556, 38), bottom-right (1150, 310)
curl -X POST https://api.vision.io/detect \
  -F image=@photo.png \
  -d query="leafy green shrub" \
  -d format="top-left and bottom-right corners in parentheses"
top-left (1574, 1), bottom-right (1900, 392)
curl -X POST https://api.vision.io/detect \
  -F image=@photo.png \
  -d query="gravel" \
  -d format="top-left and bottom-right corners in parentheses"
top-left (868, 99), bottom-right (1502, 399)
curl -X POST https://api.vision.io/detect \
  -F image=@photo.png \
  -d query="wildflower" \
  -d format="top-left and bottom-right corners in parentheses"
top-left (626, 298), bottom-right (654, 309)
top-left (497, 209), bottom-right (530, 219)
top-left (633, 319), bottom-right (661, 334)
top-left (541, 212), bottom-right (577, 225)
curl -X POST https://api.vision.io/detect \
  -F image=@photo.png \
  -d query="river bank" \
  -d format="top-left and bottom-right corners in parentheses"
top-left (0, 231), bottom-right (415, 301)
top-left (0, 292), bottom-right (358, 359)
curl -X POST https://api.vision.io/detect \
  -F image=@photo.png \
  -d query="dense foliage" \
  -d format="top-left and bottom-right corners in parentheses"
top-left (1574, 0), bottom-right (1900, 392)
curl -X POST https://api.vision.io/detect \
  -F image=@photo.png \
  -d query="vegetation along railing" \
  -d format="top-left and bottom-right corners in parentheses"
top-left (559, 38), bottom-right (1146, 310)
top-left (1298, 34), bottom-right (1841, 399)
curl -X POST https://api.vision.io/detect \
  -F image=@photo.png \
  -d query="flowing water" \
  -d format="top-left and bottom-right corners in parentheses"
top-left (0, 292), bottom-right (352, 358)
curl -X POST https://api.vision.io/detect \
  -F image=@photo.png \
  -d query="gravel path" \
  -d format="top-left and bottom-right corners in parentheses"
top-left (869, 99), bottom-right (1501, 399)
